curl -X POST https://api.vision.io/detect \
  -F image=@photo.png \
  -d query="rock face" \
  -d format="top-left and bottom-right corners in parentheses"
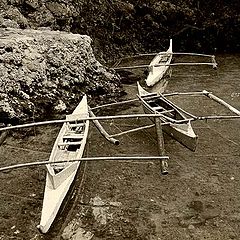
top-left (0, 28), bottom-right (122, 124)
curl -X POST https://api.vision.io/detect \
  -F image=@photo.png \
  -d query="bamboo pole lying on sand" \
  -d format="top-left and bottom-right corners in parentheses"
top-left (88, 107), bottom-right (119, 145)
top-left (155, 117), bottom-right (168, 175)
top-left (203, 90), bottom-right (240, 116)
top-left (0, 156), bottom-right (169, 172)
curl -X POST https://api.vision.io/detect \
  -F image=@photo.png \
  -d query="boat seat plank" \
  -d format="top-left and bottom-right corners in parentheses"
top-left (159, 109), bottom-right (175, 114)
top-left (68, 123), bottom-right (84, 127)
top-left (153, 106), bottom-right (164, 110)
top-left (63, 134), bottom-right (84, 139)
top-left (51, 163), bottom-right (66, 169)
top-left (141, 93), bottom-right (158, 98)
top-left (58, 141), bottom-right (83, 147)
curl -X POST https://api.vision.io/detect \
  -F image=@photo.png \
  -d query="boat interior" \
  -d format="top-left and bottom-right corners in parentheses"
top-left (52, 121), bottom-right (86, 173)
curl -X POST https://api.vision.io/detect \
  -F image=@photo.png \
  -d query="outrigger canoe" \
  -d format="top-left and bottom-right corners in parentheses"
top-left (146, 39), bottom-right (173, 87)
top-left (38, 95), bottom-right (89, 233)
top-left (137, 82), bottom-right (197, 151)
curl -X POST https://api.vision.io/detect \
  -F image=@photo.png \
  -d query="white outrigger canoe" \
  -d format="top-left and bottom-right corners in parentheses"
top-left (137, 82), bottom-right (198, 151)
top-left (146, 39), bottom-right (173, 87)
top-left (38, 95), bottom-right (89, 233)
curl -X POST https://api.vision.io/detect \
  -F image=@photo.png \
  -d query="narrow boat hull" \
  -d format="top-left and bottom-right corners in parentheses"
top-left (137, 82), bottom-right (197, 151)
top-left (146, 39), bottom-right (173, 87)
top-left (141, 103), bottom-right (197, 151)
top-left (162, 123), bottom-right (197, 152)
top-left (38, 168), bottom-right (78, 233)
top-left (38, 95), bottom-right (89, 233)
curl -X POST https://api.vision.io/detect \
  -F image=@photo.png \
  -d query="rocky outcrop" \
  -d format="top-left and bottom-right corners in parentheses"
top-left (0, 28), bottom-right (122, 124)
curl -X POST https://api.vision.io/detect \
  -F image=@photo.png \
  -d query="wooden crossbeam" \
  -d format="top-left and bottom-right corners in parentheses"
top-left (112, 62), bottom-right (217, 70)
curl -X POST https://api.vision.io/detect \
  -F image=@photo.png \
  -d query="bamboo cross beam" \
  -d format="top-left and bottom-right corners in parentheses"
top-left (114, 52), bottom-right (215, 59)
top-left (203, 90), bottom-right (240, 116)
top-left (0, 113), bottom-right (182, 132)
top-left (169, 52), bottom-right (215, 58)
top-left (163, 91), bottom-right (206, 97)
top-left (90, 98), bottom-right (139, 110)
top-left (112, 62), bottom-right (217, 70)
top-left (0, 156), bottom-right (169, 172)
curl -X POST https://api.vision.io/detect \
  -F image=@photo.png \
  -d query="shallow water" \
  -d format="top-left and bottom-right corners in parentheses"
top-left (53, 53), bottom-right (240, 239)
top-left (0, 53), bottom-right (240, 240)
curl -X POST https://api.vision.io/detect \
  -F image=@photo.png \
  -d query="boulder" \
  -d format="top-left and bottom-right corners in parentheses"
top-left (0, 28), bottom-right (122, 124)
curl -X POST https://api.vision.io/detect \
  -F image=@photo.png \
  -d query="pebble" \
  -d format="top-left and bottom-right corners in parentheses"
top-left (188, 224), bottom-right (195, 230)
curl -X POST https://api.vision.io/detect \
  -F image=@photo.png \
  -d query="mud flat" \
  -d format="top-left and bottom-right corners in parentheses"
top-left (0, 54), bottom-right (240, 239)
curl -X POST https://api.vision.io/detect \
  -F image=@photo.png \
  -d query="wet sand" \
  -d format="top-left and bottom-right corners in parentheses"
top-left (0, 54), bottom-right (240, 239)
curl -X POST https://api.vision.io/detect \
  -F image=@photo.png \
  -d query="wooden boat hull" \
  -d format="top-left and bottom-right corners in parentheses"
top-left (137, 82), bottom-right (197, 151)
top-left (38, 95), bottom-right (89, 233)
top-left (38, 168), bottom-right (78, 233)
top-left (146, 39), bottom-right (173, 87)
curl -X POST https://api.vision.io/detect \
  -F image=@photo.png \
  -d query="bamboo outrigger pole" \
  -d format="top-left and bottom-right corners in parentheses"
top-left (198, 115), bottom-right (240, 120)
top-left (0, 156), bottom-right (169, 172)
top-left (0, 113), bottom-right (184, 132)
top-left (0, 114), bottom-right (161, 132)
top-left (163, 91), bottom-right (209, 97)
top-left (203, 90), bottom-right (240, 116)
top-left (88, 107), bottom-right (120, 145)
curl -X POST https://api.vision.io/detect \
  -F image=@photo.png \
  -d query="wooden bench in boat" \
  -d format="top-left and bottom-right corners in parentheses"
top-left (68, 123), bottom-right (84, 128)
top-left (52, 163), bottom-right (66, 171)
top-left (152, 106), bottom-right (164, 111)
top-left (156, 109), bottom-right (175, 114)
top-left (58, 141), bottom-right (83, 147)
top-left (63, 133), bottom-right (84, 139)
top-left (153, 108), bottom-right (175, 117)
